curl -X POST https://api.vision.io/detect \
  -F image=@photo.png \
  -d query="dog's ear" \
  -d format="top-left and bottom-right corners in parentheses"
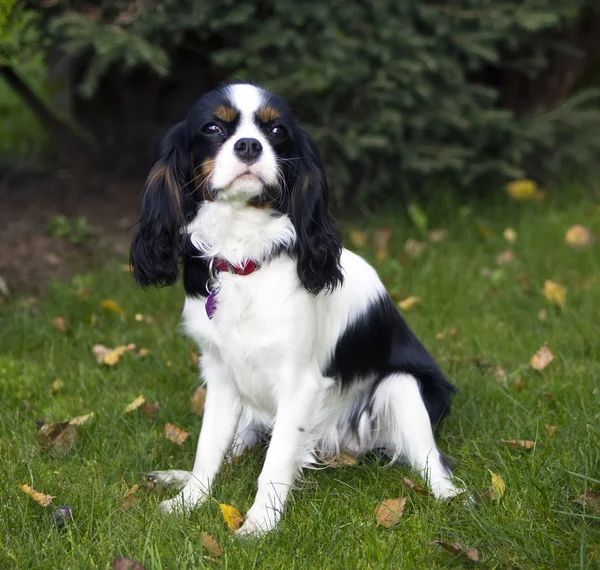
top-left (288, 127), bottom-right (343, 295)
top-left (130, 121), bottom-right (191, 288)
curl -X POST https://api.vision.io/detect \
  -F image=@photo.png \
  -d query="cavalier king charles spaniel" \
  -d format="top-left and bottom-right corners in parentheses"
top-left (131, 82), bottom-right (459, 536)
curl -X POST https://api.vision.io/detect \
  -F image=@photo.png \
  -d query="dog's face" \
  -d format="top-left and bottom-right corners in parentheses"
top-left (131, 82), bottom-right (342, 295)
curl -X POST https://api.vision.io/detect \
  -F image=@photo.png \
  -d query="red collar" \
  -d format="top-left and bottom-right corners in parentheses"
top-left (211, 258), bottom-right (261, 276)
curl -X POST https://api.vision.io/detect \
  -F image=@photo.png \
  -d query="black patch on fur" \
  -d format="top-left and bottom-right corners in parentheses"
top-left (324, 294), bottom-right (455, 425)
top-left (440, 453), bottom-right (454, 474)
top-left (182, 237), bottom-right (210, 298)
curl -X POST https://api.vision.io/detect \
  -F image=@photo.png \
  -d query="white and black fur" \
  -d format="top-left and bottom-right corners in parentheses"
top-left (131, 82), bottom-right (459, 536)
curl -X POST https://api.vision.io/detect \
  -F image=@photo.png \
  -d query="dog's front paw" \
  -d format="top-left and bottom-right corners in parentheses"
top-left (159, 484), bottom-right (208, 515)
top-left (430, 476), bottom-right (463, 500)
top-left (145, 469), bottom-right (192, 490)
top-left (235, 503), bottom-right (279, 537)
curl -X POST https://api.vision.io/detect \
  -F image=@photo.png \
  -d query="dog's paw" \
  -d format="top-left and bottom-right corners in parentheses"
top-left (234, 503), bottom-right (279, 538)
top-left (430, 477), bottom-right (463, 500)
top-left (158, 482), bottom-right (209, 515)
top-left (145, 470), bottom-right (192, 490)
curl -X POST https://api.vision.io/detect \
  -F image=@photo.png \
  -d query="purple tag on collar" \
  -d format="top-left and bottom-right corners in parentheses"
top-left (205, 289), bottom-right (217, 320)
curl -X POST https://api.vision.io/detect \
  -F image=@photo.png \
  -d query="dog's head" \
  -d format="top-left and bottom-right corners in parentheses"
top-left (130, 82), bottom-right (342, 295)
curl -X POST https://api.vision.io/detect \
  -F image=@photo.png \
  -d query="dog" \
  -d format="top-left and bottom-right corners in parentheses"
top-left (130, 82), bottom-right (459, 536)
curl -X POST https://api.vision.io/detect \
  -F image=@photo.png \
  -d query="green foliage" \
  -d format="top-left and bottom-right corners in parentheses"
top-left (13, 1), bottom-right (600, 197)
top-left (46, 215), bottom-right (92, 245)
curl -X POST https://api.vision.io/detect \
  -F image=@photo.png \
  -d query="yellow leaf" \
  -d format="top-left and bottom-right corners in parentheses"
top-left (505, 179), bottom-right (538, 200)
top-left (219, 503), bottom-right (243, 531)
top-left (190, 386), bottom-right (206, 415)
top-left (530, 345), bottom-right (554, 371)
top-left (565, 225), bottom-right (593, 248)
top-left (69, 412), bottom-right (95, 425)
top-left (543, 280), bottom-right (567, 307)
top-left (398, 296), bottom-right (420, 311)
top-left (50, 379), bottom-right (64, 393)
top-left (52, 317), bottom-right (68, 333)
top-left (427, 228), bottom-right (447, 243)
top-left (348, 229), bottom-right (367, 249)
top-left (138, 348), bottom-right (149, 357)
top-left (501, 439), bottom-right (535, 450)
top-left (544, 424), bottom-right (557, 438)
top-left (19, 484), bottom-right (55, 507)
top-left (488, 469), bottom-right (505, 500)
top-left (375, 497), bottom-right (407, 527)
top-left (124, 395), bottom-right (146, 413)
top-left (503, 227), bottom-right (517, 243)
top-left (164, 423), bottom-right (190, 445)
top-left (100, 299), bottom-right (124, 315)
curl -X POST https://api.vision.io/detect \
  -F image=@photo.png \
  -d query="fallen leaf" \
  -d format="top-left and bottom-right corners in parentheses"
top-left (348, 229), bottom-right (367, 249)
top-left (164, 423), bottom-right (190, 445)
top-left (38, 422), bottom-right (77, 456)
top-left (119, 484), bottom-right (139, 511)
top-left (429, 540), bottom-right (479, 562)
top-left (538, 309), bottom-right (548, 322)
top-left (428, 228), bottom-right (447, 243)
top-left (398, 296), bottom-right (421, 311)
top-left (138, 348), bottom-right (149, 357)
top-left (436, 332), bottom-right (445, 339)
top-left (76, 287), bottom-right (93, 300)
top-left (190, 349), bottom-right (199, 368)
top-left (493, 366), bottom-right (508, 387)
top-left (373, 228), bottom-right (392, 264)
top-left (565, 225), bottom-right (593, 248)
top-left (112, 558), bottom-right (146, 570)
top-left (544, 424), bottom-right (557, 438)
top-left (101, 299), bottom-right (124, 315)
top-left (495, 249), bottom-right (516, 266)
top-left (124, 395), bottom-right (146, 413)
top-left (542, 392), bottom-right (554, 401)
top-left (571, 490), bottom-right (600, 514)
top-left (220, 503), bottom-right (243, 531)
top-left (375, 497), bottom-right (407, 528)
top-left (506, 178), bottom-right (538, 201)
top-left (503, 227), bottom-right (517, 243)
top-left (190, 386), bottom-right (206, 415)
top-left (19, 484), bottom-right (55, 507)
top-left (530, 345), bottom-right (554, 371)
top-left (404, 238), bottom-right (425, 258)
top-left (141, 400), bottom-right (160, 419)
top-left (488, 469), bottom-right (505, 500)
top-left (50, 379), bottom-right (64, 393)
top-left (94, 343), bottom-right (136, 366)
top-left (69, 412), bottom-right (94, 426)
top-left (543, 280), bottom-right (567, 308)
top-left (201, 533), bottom-right (223, 557)
top-left (401, 477), bottom-right (431, 496)
top-left (324, 452), bottom-right (358, 467)
top-left (500, 439), bottom-right (535, 450)
top-left (52, 317), bottom-right (68, 332)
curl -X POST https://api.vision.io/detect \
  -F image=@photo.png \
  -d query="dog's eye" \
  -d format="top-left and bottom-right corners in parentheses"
top-left (269, 126), bottom-right (286, 140)
top-left (202, 123), bottom-right (223, 136)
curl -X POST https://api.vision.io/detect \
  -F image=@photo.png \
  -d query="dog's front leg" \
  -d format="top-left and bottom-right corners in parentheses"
top-left (236, 368), bottom-right (321, 536)
top-left (160, 356), bottom-right (241, 514)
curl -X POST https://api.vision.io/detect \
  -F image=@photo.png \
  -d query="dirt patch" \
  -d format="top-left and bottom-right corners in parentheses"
top-left (0, 167), bottom-right (143, 295)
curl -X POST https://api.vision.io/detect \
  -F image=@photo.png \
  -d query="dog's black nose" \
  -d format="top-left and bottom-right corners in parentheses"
top-left (233, 138), bottom-right (262, 163)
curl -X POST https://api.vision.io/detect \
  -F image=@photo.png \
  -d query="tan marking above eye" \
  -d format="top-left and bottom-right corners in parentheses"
top-left (213, 105), bottom-right (238, 122)
top-left (256, 107), bottom-right (281, 123)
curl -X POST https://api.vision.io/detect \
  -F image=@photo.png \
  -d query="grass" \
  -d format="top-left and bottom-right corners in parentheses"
top-left (1, 187), bottom-right (599, 569)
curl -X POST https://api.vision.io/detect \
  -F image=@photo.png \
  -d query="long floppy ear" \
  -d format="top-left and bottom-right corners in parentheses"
top-left (288, 127), bottom-right (343, 295)
top-left (130, 121), bottom-right (191, 287)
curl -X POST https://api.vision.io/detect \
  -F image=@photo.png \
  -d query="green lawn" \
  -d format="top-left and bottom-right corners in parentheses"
top-left (1, 188), bottom-right (599, 569)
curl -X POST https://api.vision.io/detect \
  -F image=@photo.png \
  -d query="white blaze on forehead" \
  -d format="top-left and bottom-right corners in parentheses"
top-left (227, 83), bottom-right (266, 120)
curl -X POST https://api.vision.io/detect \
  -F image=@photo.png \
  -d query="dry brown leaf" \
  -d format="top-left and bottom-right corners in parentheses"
top-left (19, 484), bottom-right (55, 507)
top-left (69, 412), bottom-right (94, 426)
top-left (112, 558), bottom-right (146, 570)
top-left (503, 227), bottom-right (517, 243)
top-left (404, 238), bottom-right (425, 258)
top-left (373, 228), bottom-right (392, 264)
top-left (571, 490), bottom-right (600, 514)
top-left (52, 317), bottom-right (68, 333)
top-left (124, 395), bottom-right (146, 413)
top-left (190, 349), bottom-right (199, 368)
top-left (495, 249), bottom-right (516, 266)
top-left (565, 225), bottom-right (594, 248)
top-left (401, 477), bottom-right (431, 496)
top-left (429, 540), bottom-right (479, 562)
top-left (544, 424), bottom-right (557, 438)
top-left (101, 299), bottom-right (124, 315)
top-left (190, 386), bottom-right (206, 415)
top-left (38, 422), bottom-right (77, 456)
top-left (220, 503), bottom-right (243, 531)
top-left (543, 280), bottom-right (567, 307)
top-left (324, 452), bottom-right (358, 467)
top-left (164, 423), bottom-right (190, 445)
top-left (398, 296), bottom-right (421, 311)
top-left (375, 497), bottom-right (407, 528)
top-left (201, 533), bottom-right (223, 557)
top-left (530, 345), bottom-right (554, 371)
top-left (119, 484), bottom-right (139, 511)
top-left (501, 439), bottom-right (535, 450)
top-left (141, 400), bottom-right (160, 419)
top-left (488, 469), bottom-right (505, 500)
top-left (348, 229), bottom-right (367, 249)
top-left (428, 228), bottom-right (447, 243)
